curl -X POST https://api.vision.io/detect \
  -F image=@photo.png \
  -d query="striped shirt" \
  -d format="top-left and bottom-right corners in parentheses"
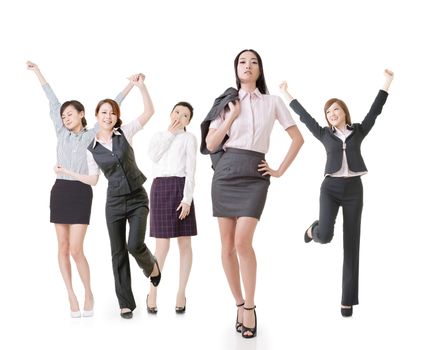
top-left (209, 88), bottom-right (295, 154)
top-left (43, 84), bottom-right (124, 180)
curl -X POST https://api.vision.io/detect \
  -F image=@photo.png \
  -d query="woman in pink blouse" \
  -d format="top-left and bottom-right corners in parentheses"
top-left (205, 49), bottom-right (304, 338)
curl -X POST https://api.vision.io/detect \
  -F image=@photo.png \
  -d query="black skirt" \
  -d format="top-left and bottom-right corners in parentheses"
top-left (150, 177), bottom-right (197, 238)
top-left (212, 148), bottom-right (270, 220)
top-left (50, 179), bottom-right (93, 224)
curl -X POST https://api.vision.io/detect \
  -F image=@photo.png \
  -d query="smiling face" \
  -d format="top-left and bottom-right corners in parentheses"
top-left (61, 105), bottom-right (85, 132)
top-left (324, 98), bottom-right (351, 129)
top-left (170, 105), bottom-right (192, 129)
top-left (325, 102), bottom-right (346, 128)
top-left (236, 50), bottom-right (260, 86)
top-left (96, 102), bottom-right (118, 131)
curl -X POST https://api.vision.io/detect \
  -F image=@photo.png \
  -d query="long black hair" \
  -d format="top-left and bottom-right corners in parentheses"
top-left (234, 49), bottom-right (269, 94)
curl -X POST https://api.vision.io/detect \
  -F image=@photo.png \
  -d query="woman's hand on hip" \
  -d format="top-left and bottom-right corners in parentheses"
top-left (257, 160), bottom-right (281, 177)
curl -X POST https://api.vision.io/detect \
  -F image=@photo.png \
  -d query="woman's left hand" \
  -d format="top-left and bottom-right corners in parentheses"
top-left (177, 202), bottom-right (191, 220)
top-left (257, 160), bottom-right (281, 177)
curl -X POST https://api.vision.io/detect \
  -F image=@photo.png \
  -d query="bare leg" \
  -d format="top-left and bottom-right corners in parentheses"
top-left (148, 238), bottom-right (170, 308)
top-left (235, 217), bottom-right (258, 337)
top-left (69, 224), bottom-right (94, 312)
top-left (218, 217), bottom-right (245, 324)
top-left (176, 236), bottom-right (192, 307)
top-left (55, 224), bottom-right (79, 313)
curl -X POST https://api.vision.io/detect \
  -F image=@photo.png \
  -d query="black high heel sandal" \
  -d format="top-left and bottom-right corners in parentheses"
top-left (146, 294), bottom-right (157, 314)
top-left (235, 302), bottom-right (245, 333)
top-left (175, 297), bottom-right (186, 314)
top-left (150, 257), bottom-right (161, 287)
top-left (241, 306), bottom-right (257, 338)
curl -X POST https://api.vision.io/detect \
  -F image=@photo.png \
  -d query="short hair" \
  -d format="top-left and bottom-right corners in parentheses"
top-left (172, 101), bottom-right (194, 121)
top-left (60, 100), bottom-right (87, 127)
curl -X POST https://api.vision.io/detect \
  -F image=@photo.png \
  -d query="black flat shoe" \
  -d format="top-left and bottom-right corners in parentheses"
top-left (120, 310), bottom-right (133, 319)
top-left (304, 220), bottom-right (319, 243)
top-left (235, 302), bottom-right (244, 333)
top-left (150, 257), bottom-right (161, 287)
top-left (146, 294), bottom-right (157, 314)
top-left (175, 298), bottom-right (186, 314)
top-left (341, 306), bottom-right (353, 317)
top-left (242, 306), bottom-right (257, 339)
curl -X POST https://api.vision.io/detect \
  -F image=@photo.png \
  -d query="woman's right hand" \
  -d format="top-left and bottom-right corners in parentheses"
top-left (168, 118), bottom-right (182, 134)
top-left (279, 81), bottom-right (295, 103)
top-left (54, 165), bottom-right (65, 175)
top-left (26, 61), bottom-right (39, 71)
top-left (279, 81), bottom-right (288, 94)
top-left (228, 100), bottom-right (240, 120)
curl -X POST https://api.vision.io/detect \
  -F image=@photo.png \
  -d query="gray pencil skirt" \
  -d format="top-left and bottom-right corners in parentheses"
top-left (211, 148), bottom-right (270, 220)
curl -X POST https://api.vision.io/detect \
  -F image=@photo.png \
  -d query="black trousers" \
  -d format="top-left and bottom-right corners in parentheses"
top-left (311, 176), bottom-right (363, 306)
top-left (105, 187), bottom-right (155, 310)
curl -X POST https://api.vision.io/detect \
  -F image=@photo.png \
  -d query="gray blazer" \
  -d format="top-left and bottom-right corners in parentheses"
top-left (200, 87), bottom-right (239, 169)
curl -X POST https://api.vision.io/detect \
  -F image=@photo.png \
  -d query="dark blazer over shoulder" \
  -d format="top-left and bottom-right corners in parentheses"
top-left (290, 90), bottom-right (388, 175)
top-left (200, 87), bottom-right (239, 169)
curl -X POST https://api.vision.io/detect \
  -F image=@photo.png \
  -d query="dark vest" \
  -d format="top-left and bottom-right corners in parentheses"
top-left (88, 129), bottom-right (146, 196)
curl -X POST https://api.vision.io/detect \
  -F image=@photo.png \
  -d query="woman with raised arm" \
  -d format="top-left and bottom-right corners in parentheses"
top-left (279, 69), bottom-right (394, 317)
top-left (27, 61), bottom-right (135, 318)
top-left (56, 74), bottom-right (161, 319)
top-left (203, 49), bottom-right (304, 338)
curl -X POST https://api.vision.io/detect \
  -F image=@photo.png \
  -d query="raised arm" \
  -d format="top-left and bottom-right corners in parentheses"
top-left (115, 73), bottom-right (141, 105)
top-left (131, 74), bottom-right (154, 127)
top-left (382, 69), bottom-right (394, 92)
top-left (27, 61), bottom-right (63, 133)
top-left (280, 81), bottom-right (324, 141)
top-left (360, 69), bottom-right (394, 135)
top-left (26, 61), bottom-right (47, 85)
top-left (205, 100), bottom-right (240, 152)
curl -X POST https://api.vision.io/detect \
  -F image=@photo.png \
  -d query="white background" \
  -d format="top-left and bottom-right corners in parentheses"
top-left (1, 0), bottom-right (420, 349)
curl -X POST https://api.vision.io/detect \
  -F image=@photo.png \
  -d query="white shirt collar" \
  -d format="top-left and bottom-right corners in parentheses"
top-left (239, 88), bottom-right (263, 101)
top-left (92, 128), bottom-right (121, 148)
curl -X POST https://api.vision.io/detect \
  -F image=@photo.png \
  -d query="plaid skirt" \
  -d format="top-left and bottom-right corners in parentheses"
top-left (150, 177), bottom-right (197, 238)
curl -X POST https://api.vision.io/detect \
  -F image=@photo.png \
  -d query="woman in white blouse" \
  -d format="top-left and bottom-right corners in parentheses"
top-left (205, 50), bottom-right (304, 338)
top-left (146, 102), bottom-right (197, 314)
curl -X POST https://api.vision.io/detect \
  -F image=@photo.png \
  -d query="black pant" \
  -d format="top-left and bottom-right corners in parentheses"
top-left (105, 187), bottom-right (155, 310)
top-left (311, 176), bottom-right (363, 306)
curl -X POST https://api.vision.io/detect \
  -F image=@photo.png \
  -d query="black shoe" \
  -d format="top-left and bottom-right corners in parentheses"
top-left (175, 298), bottom-right (186, 314)
top-left (241, 306), bottom-right (257, 339)
top-left (304, 220), bottom-right (319, 243)
top-left (150, 257), bottom-right (161, 287)
top-left (120, 310), bottom-right (133, 319)
top-left (235, 302), bottom-right (244, 333)
top-left (341, 306), bottom-right (353, 317)
top-left (146, 295), bottom-right (157, 314)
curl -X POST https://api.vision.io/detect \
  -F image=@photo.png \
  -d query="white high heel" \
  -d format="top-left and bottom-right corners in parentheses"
top-left (70, 310), bottom-right (81, 318)
top-left (83, 299), bottom-right (94, 317)
top-left (82, 309), bottom-right (94, 317)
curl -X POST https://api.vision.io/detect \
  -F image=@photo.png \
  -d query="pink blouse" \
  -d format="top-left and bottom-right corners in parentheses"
top-left (209, 88), bottom-right (295, 153)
